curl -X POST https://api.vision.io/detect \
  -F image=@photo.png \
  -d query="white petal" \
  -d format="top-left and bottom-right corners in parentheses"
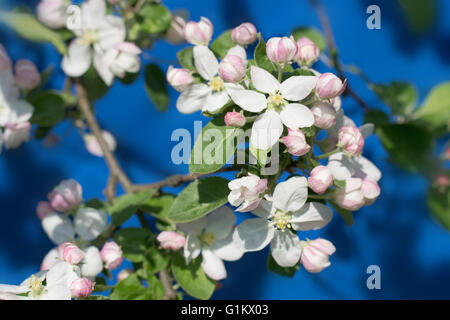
top-left (43, 284), bottom-right (72, 300)
top-left (0, 284), bottom-right (29, 295)
top-left (226, 45), bottom-right (247, 62)
top-left (327, 152), bottom-right (352, 180)
top-left (353, 155), bottom-right (382, 181)
top-left (96, 16), bottom-right (126, 51)
top-left (270, 230), bottom-right (302, 267)
top-left (177, 217), bottom-right (207, 235)
top-left (229, 89), bottom-right (267, 112)
top-left (80, 246), bottom-right (103, 278)
top-left (206, 206), bottom-right (236, 241)
top-left (251, 199), bottom-right (272, 219)
top-left (280, 76), bottom-right (317, 101)
top-left (3, 100), bottom-right (34, 125)
top-left (210, 232), bottom-right (244, 261)
top-left (81, 0), bottom-right (106, 30)
top-left (273, 176), bottom-right (308, 213)
top-left (203, 90), bottom-right (229, 113)
top-left (250, 110), bottom-right (283, 150)
top-left (201, 249), bottom-right (227, 280)
top-left (93, 53), bottom-right (114, 86)
top-left (233, 218), bottom-right (274, 252)
top-left (61, 40), bottom-right (92, 77)
top-left (41, 213), bottom-right (75, 245)
top-left (183, 234), bottom-right (202, 263)
top-left (176, 84), bottom-right (210, 114)
top-left (250, 66), bottom-right (280, 94)
top-left (74, 208), bottom-right (108, 241)
top-left (46, 261), bottom-right (80, 289)
top-left (280, 103), bottom-right (314, 129)
top-left (291, 202), bottom-right (333, 231)
top-left (194, 45), bottom-right (219, 80)
top-left (359, 123), bottom-right (374, 139)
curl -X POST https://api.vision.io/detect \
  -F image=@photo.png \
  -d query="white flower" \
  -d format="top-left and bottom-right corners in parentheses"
top-left (0, 71), bottom-right (33, 127)
top-left (176, 46), bottom-right (241, 114)
top-left (177, 206), bottom-right (244, 280)
top-left (229, 66), bottom-right (317, 150)
top-left (233, 176), bottom-right (333, 267)
top-left (228, 173), bottom-right (267, 212)
top-left (61, 0), bottom-right (125, 85)
top-left (327, 151), bottom-right (381, 182)
top-left (80, 246), bottom-right (103, 279)
top-left (0, 262), bottom-right (80, 300)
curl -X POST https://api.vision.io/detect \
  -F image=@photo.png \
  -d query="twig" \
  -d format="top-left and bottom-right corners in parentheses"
top-left (159, 269), bottom-right (177, 300)
top-left (105, 175), bottom-right (118, 204)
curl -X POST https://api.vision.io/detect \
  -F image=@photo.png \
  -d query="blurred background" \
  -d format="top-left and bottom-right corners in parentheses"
top-left (0, 0), bottom-right (449, 299)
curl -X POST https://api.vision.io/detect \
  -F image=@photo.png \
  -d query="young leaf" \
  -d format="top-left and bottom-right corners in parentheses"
top-left (427, 186), bottom-right (450, 230)
top-left (145, 64), bottom-right (170, 112)
top-left (267, 253), bottom-right (300, 277)
top-left (140, 194), bottom-right (176, 230)
top-left (138, 4), bottom-right (172, 35)
top-left (29, 92), bottom-right (66, 127)
top-left (210, 30), bottom-right (234, 59)
top-left (370, 82), bottom-right (417, 115)
top-left (110, 274), bottom-right (153, 300)
top-left (167, 177), bottom-right (229, 223)
top-left (189, 117), bottom-right (243, 174)
top-left (291, 27), bottom-right (326, 52)
top-left (254, 35), bottom-right (276, 74)
top-left (0, 11), bottom-right (67, 54)
top-left (81, 66), bottom-right (110, 101)
top-left (364, 109), bottom-right (390, 128)
top-left (330, 201), bottom-right (354, 226)
top-left (177, 47), bottom-right (195, 71)
top-left (143, 247), bottom-right (169, 275)
top-left (110, 189), bottom-right (157, 226)
top-left (172, 253), bottom-right (215, 300)
top-left (115, 228), bottom-right (152, 262)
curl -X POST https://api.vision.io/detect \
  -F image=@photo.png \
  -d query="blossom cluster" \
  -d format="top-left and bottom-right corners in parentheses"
top-left (168, 18), bottom-right (382, 278)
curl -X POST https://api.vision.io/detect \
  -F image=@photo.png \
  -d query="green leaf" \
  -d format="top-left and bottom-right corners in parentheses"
top-left (115, 228), bottom-right (152, 263)
top-left (138, 4), bottom-right (172, 34)
top-left (210, 30), bottom-right (234, 59)
top-left (167, 177), bottom-right (229, 223)
top-left (147, 274), bottom-right (164, 300)
top-left (81, 66), bottom-right (110, 101)
top-left (140, 194), bottom-right (176, 230)
top-left (413, 82), bottom-right (450, 133)
top-left (110, 274), bottom-right (153, 300)
top-left (110, 189), bottom-right (157, 226)
top-left (172, 253), bottom-right (215, 300)
top-left (79, 295), bottom-right (110, 300)
top-left (254, 35), bottom-right (276, 74)
top-left (364, 109), bottom-right (390, 128)
top-left (330, 201), bottom-right (354, 226)
top-left (29, 92), bottom-right (66, 127)
top-left (376, 123), bottom-right (432, 171)
top-left (189, 117), bottom-right (242, 174)
top-left (267, 253), bottom-right (300, 277)
top-left (0, 11), bottom-right (67, 54)
top-left (370, 82), bottom-right (417, 115)
top-left (143, 247), bottom-right (169, 275)
top-left (83, 198), bottom-right (108, 211)
top-left (427, 186), bottom-right (450, 230)
top-left (334, 180), bottom-right (346, 189)
top-left (397, 0), bottom-right (436, 34)
top-left (291, 27), bottom-right (326, 52)
top-left (177, 47), bottom-right (195, 71)
top-left (93, 277), bottom-right (112, 293)
top-left (145, 64), bottom-right (170, 112)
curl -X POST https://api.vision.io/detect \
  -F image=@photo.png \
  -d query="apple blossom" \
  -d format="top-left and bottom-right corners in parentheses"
top-left (231, 22), bottom-right (258, 46)
top-left (281, 128), bottom-right (311, 156)
top-left (311, 102), bottom-right (337, 129)
top-left (308, 166), bottom-right (333, 194)
top-left (60, 243), bottom-right (85, 265)
top-left (74, 207), bottom-right (108, 241)
top-left (117, 269), bottom-right (133, 282)
top-left (334, 177), bottom-right (380, 211)
top-left (266, 36), bottom-right (297, 65)
top-left (14, 59), bottom-right (40, 90)
top-left (178, 206), bottom-right (244, 280)
top-left (2, 122), bottom-right (31, 149)
top-left (224, 111), bottom-right (245, 127)
top-left (327, 151), bottom-right (382, 182)
top-left (70, 277), bottom-right (94, 298)
top-left (84, 130), bottom-right (117, 157)
top-left (300, 238), bottom-right (336, 273)
top-left (338, 126), bottom-right (365, 155)
top-left (100, 241), bottom-right (123, 270)
top-left (184, 17), bottom-right (213, 46)
top-left (37, 0), bottom-right (69, 29)
top-left (219, 54), bottom-right (246, 83)
top-left (166, 10), bottom-right (188, 44)
top-left (229, 66), bottom-right (316, 150)
top-left (80, 246), bottom-right (103, 278)
top-left (61, 0), bottom-right (126, 85)
top-left (166, 66), bottom-right (194, 92)
top-left (234, 177), bottom-right (333, 267)
top-left (316, 72), bottom-right (347, 99)
top-left (157, 231), bottom-right (186, 251)
top-left (40, 248), bottom-right (59, 271)
top-left (36, 201), bottom-right (54, 220)
top-left (295, 37), bottom-right (319, 67)
top-left (228, 174), bottom-right (268, 212)
top-left (99, 42), bottom-right (142, 85)
top-left (0, 44), bottom-right (11, 72)
top-left (47, 179), bottom-right (83, 212)
top-left (41, 213), bottom-right (75, 245)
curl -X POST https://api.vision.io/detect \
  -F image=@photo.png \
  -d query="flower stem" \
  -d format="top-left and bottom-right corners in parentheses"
top-left (317, 148), bottom-right (340, 159)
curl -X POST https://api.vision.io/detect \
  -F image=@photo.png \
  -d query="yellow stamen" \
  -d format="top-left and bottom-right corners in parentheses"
top-left (208, 76), bottom-right (224, 92)
top-left (271, 210), bottom-right (292, 231)
top-left (199, 232), bottom-right (216, 246)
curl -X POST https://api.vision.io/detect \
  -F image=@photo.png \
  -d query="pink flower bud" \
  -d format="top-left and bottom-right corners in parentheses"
top-left (295, 37), bottom-right (319, 67)
top-left (301, 238), bottom-right (336, 273)
top-left (166, 14), bottom-right (187, 44)
top-left (47, 179), bottom-right (83, 212)
top-left (266, 36), bottom-right (297, 64)
top-left (361, 177), bottom-right (381, 205)
top-left (37, 0), bottom-right (68, 29)
top-left (166, 66), bottom-right (194, 92)
top-left (59, 242), bottom-right (85, 265)
top-left (84, 130), bottom-right (117, 157)
top-left (70, 277), bottom-right (94, 298)
top-left (14, 59), bottom-right (40, 90)
top-left (2, 122), bottom-right (31, 150)
top-left (100, 241), bottom-right (123, 270)
top-left (224, 111), bottom-right (246, 127)
top-left (228, 174), bottom-right (268, 212)
top-left (316, 72), bottom-right (347, 99)
top-left (334, 178), bottom-right (365, 211)
top-left (117, 269), bottom-right (134, 282)
top-left (231, 22), bottom-right (258, 46)
top-left (435, 175), bottom-right (449, 189)
top-left (444, 148), bottom-right (450, 161)
top-left (219, 54), bottom-right (246, 83)
top-left (281, 129), bottom-right (311, 156)
top-left (36, 201), bottom-right (54, 220)
top-left (184, 17), bottom-right (213, 46)
top-left (311, 102), bottom-right (337, 129)
top-left (308, 166), bottom-right (333, 194)
top-left (157, 231), bottom-right (186, 251)
top-left (40, 248), bottom-right (59, 271)
top-left (338, 126), bottom-right (364, 155)
top-left (0, 44), bottom-right (12, 72)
